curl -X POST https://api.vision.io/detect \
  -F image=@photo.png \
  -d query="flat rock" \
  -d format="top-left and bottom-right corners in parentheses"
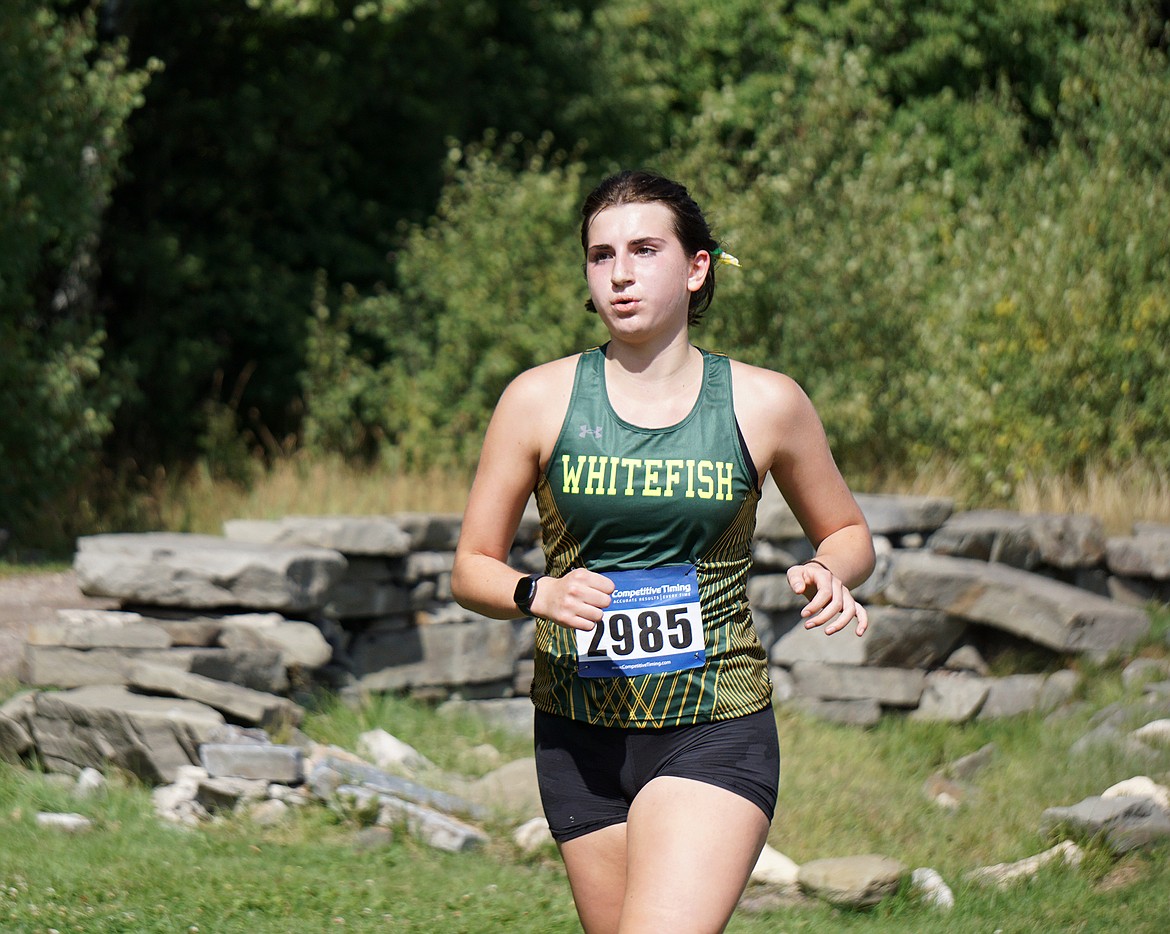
top-left (854, 493), bottom-right (954, 536)
top-left (755, 488), bottom-right (954, 542)
top-left (223, 516), bottom-right (412, 557)
top-left (30, 685), bottom-right (225, 783)
top-left (928, 510), bottom-right (1106, 570)
top-left (128, 660), bottom-right (302, 729)
top-left (74, 532), bottom-right (346, 613)
top-left (28, 609), bottom-right (172, 649)
top-left (910, 671), bottom-right (991, 723)
top-left (0, 706), bottom-right (33, 762)
top-left (790, 662), bottom-right (925, 707)
top-left (885, 551), bottom-right (1149, 654)
top-left (771, 606), bottom-right (964, 669)
top-left (798, 854), bottom-right (907, 908)
top-left (1106, 529), bottom-right (1170, 580)
top-left (216, 613), bottom-right (332, 669)
top-left (1040, 796), bottom-right (1170, 855)
top-left (349, 616), bottom-right (517, 692)
top-left (200, 742), bottom-right (304, 784)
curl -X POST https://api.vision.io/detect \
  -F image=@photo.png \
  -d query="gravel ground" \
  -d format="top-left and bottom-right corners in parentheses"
top-left (0, 570), bottom-right (118, 681)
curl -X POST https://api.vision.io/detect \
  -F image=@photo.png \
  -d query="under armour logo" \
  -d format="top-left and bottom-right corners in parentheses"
top-left (579, 424), bottom-right (603, 440)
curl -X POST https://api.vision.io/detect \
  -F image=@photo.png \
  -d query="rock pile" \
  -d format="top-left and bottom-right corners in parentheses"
top-left (6, 491), bottom-right (1168, 771)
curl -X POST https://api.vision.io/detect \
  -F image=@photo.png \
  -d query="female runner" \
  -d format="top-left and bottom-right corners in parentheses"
top-left (452, 170), bottom-right (874, 933)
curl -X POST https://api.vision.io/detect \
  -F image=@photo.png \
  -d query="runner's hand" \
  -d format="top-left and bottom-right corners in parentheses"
top-left (787, 561), bottom-right (868, 636)
top-left (533, 568), bottom-right (614, 632)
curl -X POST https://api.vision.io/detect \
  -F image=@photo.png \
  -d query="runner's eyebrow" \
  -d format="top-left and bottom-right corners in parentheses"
top-left (587, 236), bottom-right (668, 254)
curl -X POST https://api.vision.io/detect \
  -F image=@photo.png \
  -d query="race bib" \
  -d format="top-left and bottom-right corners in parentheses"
top-left (576, 565), bottom-right (705, 678)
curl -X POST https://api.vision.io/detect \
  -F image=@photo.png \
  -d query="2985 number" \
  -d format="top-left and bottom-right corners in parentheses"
top-left (585, 607), bottom-right (693, 658)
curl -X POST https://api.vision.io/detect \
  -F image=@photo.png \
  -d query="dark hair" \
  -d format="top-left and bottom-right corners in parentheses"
top-left (580, 170), bottom-right (718, 325)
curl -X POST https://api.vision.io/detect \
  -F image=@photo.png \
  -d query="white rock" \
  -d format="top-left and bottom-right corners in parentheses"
top-left (36, 812), bottom-right (93, 833)
top-left (751, 844), bottom-right (800, 889)
top-left (357, 729), bottom-right (434, 774)
top-left (966, 841), bottom-right (1083, 887)
top-left (1132, 720), bottom-right (1170, 747)
top-left (74, 767), bottom-right (107, 798)
top-left (1102, 775), bottom-right (1170, 812)
top-left (910, 867), bottom-right (955, 910)
top-left (247, 798), bottom-right (291, 825)
top-left (513, 816), bottom-right (553, 853)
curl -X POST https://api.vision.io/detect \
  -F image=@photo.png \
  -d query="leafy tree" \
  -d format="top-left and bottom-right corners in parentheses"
top-left (0, 0), bottom-right (149, 547)
top-left (95, 0), bottom-right (602, 464)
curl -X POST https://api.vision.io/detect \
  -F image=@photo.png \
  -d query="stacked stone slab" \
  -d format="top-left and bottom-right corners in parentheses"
top-left (24, 534), bottom-right (340, 698)
top-left (14, 494), bottom-right (1162, 740)
top-left (760, 487), bottom-right (1154, 726)
top-left (222, 510), bottom-right (543, 698)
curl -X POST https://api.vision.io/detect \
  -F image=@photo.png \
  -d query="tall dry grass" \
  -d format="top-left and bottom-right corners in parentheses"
top-left (148, 453), bottom-right (1170, 539)
top-left (870, 459), bottom-right (1170, 536)
top-left (154, 454), bottom-right (473, 535)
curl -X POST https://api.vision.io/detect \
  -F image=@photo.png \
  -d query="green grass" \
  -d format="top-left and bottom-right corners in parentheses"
top-left (3, 667), bottom-right (1169, 933)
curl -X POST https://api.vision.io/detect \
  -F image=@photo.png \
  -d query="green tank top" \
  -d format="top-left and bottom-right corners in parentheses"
top-left (530, 345), bottom-right (773, 728)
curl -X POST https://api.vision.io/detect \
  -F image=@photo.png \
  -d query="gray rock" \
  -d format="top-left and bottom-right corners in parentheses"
top-left (28, 610), bottom-right (172, 649)
top-left (0, 706), bottom-right (33, 763)
top-left (463, 758), bottom-right (542, 820)
top-left (797, 854), bottom-right (907, 908)
top-left (30, 685), bottom-right (225, 782)
top-left (754, 482), bottom-right (806, 541)
top-left (854, 493), bottom-right (954, 536)
top-left (404, 551), bottom-right (455, 583)
top-left (74, 532), bottom-right (346, 613)
top-left (747, 574), bottom-right (807, 612)
top-left (942, 643), bottom-right (990, 675)
top-left (790, 662), bottom-right (925, 708)
top-left (350, 617), bottom-right (517, 693)
top-left (788, 696), bottom-right (883, 727)
top-left (337, 783), bottom-right (487, 853)
top-left (200, 743), bottom-right (305, 784)
top-left (771, 606), bottom-right (964, 669)
top-left (1040, 795), bottom-right (1170, 855)
top-left (948, 743), bottom-right (997, 781)
top-left (195, 775), bottom-right (270, 812)
top-left (977, 674), bottom-right (1049, 720)
top-left (326, 579), bottom-right (411, 620)
top-left (224, 516), bottom-right (412, 557)
top-left (910, 672), bottom-right (990, 723)
top-left (23, 644), bottom-right (289, 694)
top-left (247, 798), bottom-right (292, 825)
top-left (1106, 530), bottom-right (1170, 580)
top-left (1038, 669), bottom-right (1080, 711)
top-left (309, 755), bottom-right (481, 819)
top-left (928, 510), bottom-right (1106, 570)
top-left (885, 551), bottom-right (1149, 654)
top-left (128, 661), bottom-right (302, 729)
top-left (21, 645), bottom-right (161, 688)
top-left (392, 513), bottom-right (464, 552)
top-left (215, 613), bottom-right (332, 669)
top-left (179, 647), bottom-right (289, 694)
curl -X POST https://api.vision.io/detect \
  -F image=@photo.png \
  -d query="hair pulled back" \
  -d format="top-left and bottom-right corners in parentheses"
top-left (580, 170), bottom-right (718, 326)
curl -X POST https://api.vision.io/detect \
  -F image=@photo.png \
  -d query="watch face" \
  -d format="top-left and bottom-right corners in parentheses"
top-left (514, 576), bottom-right (536, 608)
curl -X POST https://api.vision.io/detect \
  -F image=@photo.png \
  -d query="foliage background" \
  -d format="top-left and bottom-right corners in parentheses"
top-left (2, 0), bottom-right (1168, 547)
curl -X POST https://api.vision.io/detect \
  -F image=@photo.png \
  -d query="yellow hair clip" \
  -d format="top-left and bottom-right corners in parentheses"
top-left (711, 248), bottom-right (742, 268)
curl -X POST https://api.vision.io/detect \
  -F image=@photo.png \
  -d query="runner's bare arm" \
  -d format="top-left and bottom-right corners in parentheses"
top-left (451, 361), bottom-right (613, 630)
top-left (732, 362), bottom-right (874, 635)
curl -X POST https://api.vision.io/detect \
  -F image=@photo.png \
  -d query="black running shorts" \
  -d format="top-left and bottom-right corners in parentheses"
top-left (534, 705), bottom-right (780, 844)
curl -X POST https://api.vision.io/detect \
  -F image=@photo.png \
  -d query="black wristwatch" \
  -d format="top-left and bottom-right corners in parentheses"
top-left (513, 574), bottom-right (544, 615)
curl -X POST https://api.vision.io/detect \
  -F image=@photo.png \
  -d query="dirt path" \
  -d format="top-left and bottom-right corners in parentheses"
top-left (0, 570), bottom-right (119, 680)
